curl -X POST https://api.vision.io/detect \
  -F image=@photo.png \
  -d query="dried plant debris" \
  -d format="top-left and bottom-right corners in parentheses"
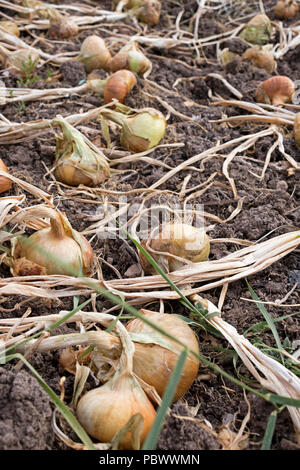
top-left (0, 0), bottom-right (299, 452)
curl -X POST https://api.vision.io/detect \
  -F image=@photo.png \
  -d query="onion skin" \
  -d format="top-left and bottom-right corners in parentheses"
top-left (76, 374), bottom-right (156, 449)
top-left (239, 14), bottom-right (272, 45)
top-left (79, 35), bottom-right (111, 73)
top-left (101, 106), bottom-right (166, 152)
top-left (53, 117), bottom-right (110, 187)
top-left (48, 17), bottom-right (79, 39)
top-left (242, 46), bottom-right (276, 74)
top-left (13, 209), bottom-right (94, 276)
top-left (131, 0), bottom-right (162, 26)
top-left (256, 76), bottom-right (295, 105)
top-left (108, 42), bottom-right (151, 76)
top-left (0, 159), bottom-right (12, 194)
top-left (274, 0), bottom-right (299, 19)
top-left (0, 21), bottom-right (20, 37)
top-left (104, 70), bottom-right (137, 104)
top-left (54, 157), bottom-right (108, 187)
top-left (140, 223), bottom-right (210, 274)
top-left (5, 49), bottom-right (40, 77)
top-left (120, 111), bottom-right (166, 152)
top-left (126, 310), bottom-right (200, 401)
top-left (218, 48), bottom-right (238, 67)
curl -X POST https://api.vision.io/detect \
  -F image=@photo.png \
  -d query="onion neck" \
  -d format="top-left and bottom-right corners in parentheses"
top-left (101, 109), bottom-right (128, 127)
top-left (49, 210), bottom-right (67, 240)
top-left (87, 77), bottom-right (107, 96)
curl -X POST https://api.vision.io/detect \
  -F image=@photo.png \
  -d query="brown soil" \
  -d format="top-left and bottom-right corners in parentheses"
top-left (0, 0), bottom-right (299, 451)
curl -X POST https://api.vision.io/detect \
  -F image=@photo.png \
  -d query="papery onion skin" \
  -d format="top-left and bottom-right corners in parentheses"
top-left (139, 223), bottom-right (210, 274)
top-left (136, 0), bottom-right (161, 26)
top-left (104, 70), bottom-right (137, 104)
top-left (48, 17), bottom-right (79, 39)
top-left (126, 310), bottom-right (200, 401)
top-left (79, 35), bottom-right (111, 73)
top-left (0, 158), bottom-right (12, 194)
top-left (239, 14), bottom-right (272, 45)
top-left (53, 117), bottom-right (110, 187)
top-left (218, 48), bottom-right (238, 68)
top-left (256, 75), bottom-right (295, 105)
top-left (13, 210), bottom-right (94, 276)
top-left (274, 0), bottom-right (299, 19)
top-left (108, 42), bottom-right (151, 76)
top-left (54, 157), bottom-right (107, 187)
top-left (76, 375), bottom-right (156, 449)
top-left (0, 21), bottom-right (20, 37)
top-left (242, 46), bottom-right (276, 74)
top-left (120, 111), bottom-right (166, 152)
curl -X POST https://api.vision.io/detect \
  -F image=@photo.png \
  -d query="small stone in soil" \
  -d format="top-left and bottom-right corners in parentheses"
top-left (288, 270), bottom-right (300, 288)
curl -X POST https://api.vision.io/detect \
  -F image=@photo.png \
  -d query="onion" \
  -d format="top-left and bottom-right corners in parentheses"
top-left (78, 35), bottom-right (112, 73)
top-left (76, 373), bottom-right (156, 449)
top-left (0, 21), bottom-right (20, 37)
top-left (126, 0), bottom-right (161, 26)
top-left (48, 14), bottom-right (78, 39)
top-left (0, 47), bottom-right (40, 77)
top-left (101, 104), bottom-right (166, 152)
top-left (126, 309), bottom-right (200, 401)
top-left (218, 48), bottom-right (238, 67)
top-left (274, 0), bottom-right (299, 19)
top-left (21, 0), bottom-right (48, 18)
top-left (139, 222), bottom-right (210, 274)
top-left (104, 69), bottom-right (137, 104)
top-left (59, 310), bottom-right (200, 402)
top-left (0, 159), bottom-right (12, 194)
top-left (76, 312), bottom-right (156, 449)
top-left (12, 207), bottom-right (94, 276)
top-left (108, 42), bottom-right (152, 77)
top-left (256, 76), bottom-right (295, 105)
top-left (53, 116), bottom-right (110, 187)
top-left (239, 13), bottom-right (272, 45)
top-left (242, 45), bottom-right (276, 73)
top-left (87, 70), bottom-right (137, 104)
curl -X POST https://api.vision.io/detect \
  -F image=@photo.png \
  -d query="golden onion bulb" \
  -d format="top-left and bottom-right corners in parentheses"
top-left (108, 42), bottom-right (152, 76)
top-left (139, 222), bottom-right (210, 274)
top-left (12, 208), bottom-right (94, 276)
top-left (53, 116), bottom-right (110, 187)
top-left (256, 75), bottom-right (295, 105)
top-left (274, 0), bottom-right (299, 19)
top-left (242, 45), bottom-right (276, 73)
top-left (48, 16), bottom-right (79, 39)
top-left (78, 35), bottom-right (111, 73)
top-left (0, 159), bottom-right (12, 194)
top-left (101, 105), bottom-right (166, 152)
top-left (126, 309), bottom-right (200, 401)
top-left (76, 373), bottom-right (156, 449)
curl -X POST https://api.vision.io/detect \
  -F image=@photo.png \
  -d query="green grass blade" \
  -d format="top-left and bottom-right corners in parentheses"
top-left (244, 312), bottom-right (300, 336)
top-left (5, 353), bottom-right (95, 450)
top-left (246, 281), bottom-right (284, 364)
top-left (142, 349), bottom-right (188, 450)
top-left (261, 410), bottom-right (277, 450)
top-left (267, 394), bottom-right (300, 407)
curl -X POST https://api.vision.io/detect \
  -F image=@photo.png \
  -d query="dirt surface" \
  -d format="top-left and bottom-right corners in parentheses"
top-left (0, 0), bottom-right (299, 451)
